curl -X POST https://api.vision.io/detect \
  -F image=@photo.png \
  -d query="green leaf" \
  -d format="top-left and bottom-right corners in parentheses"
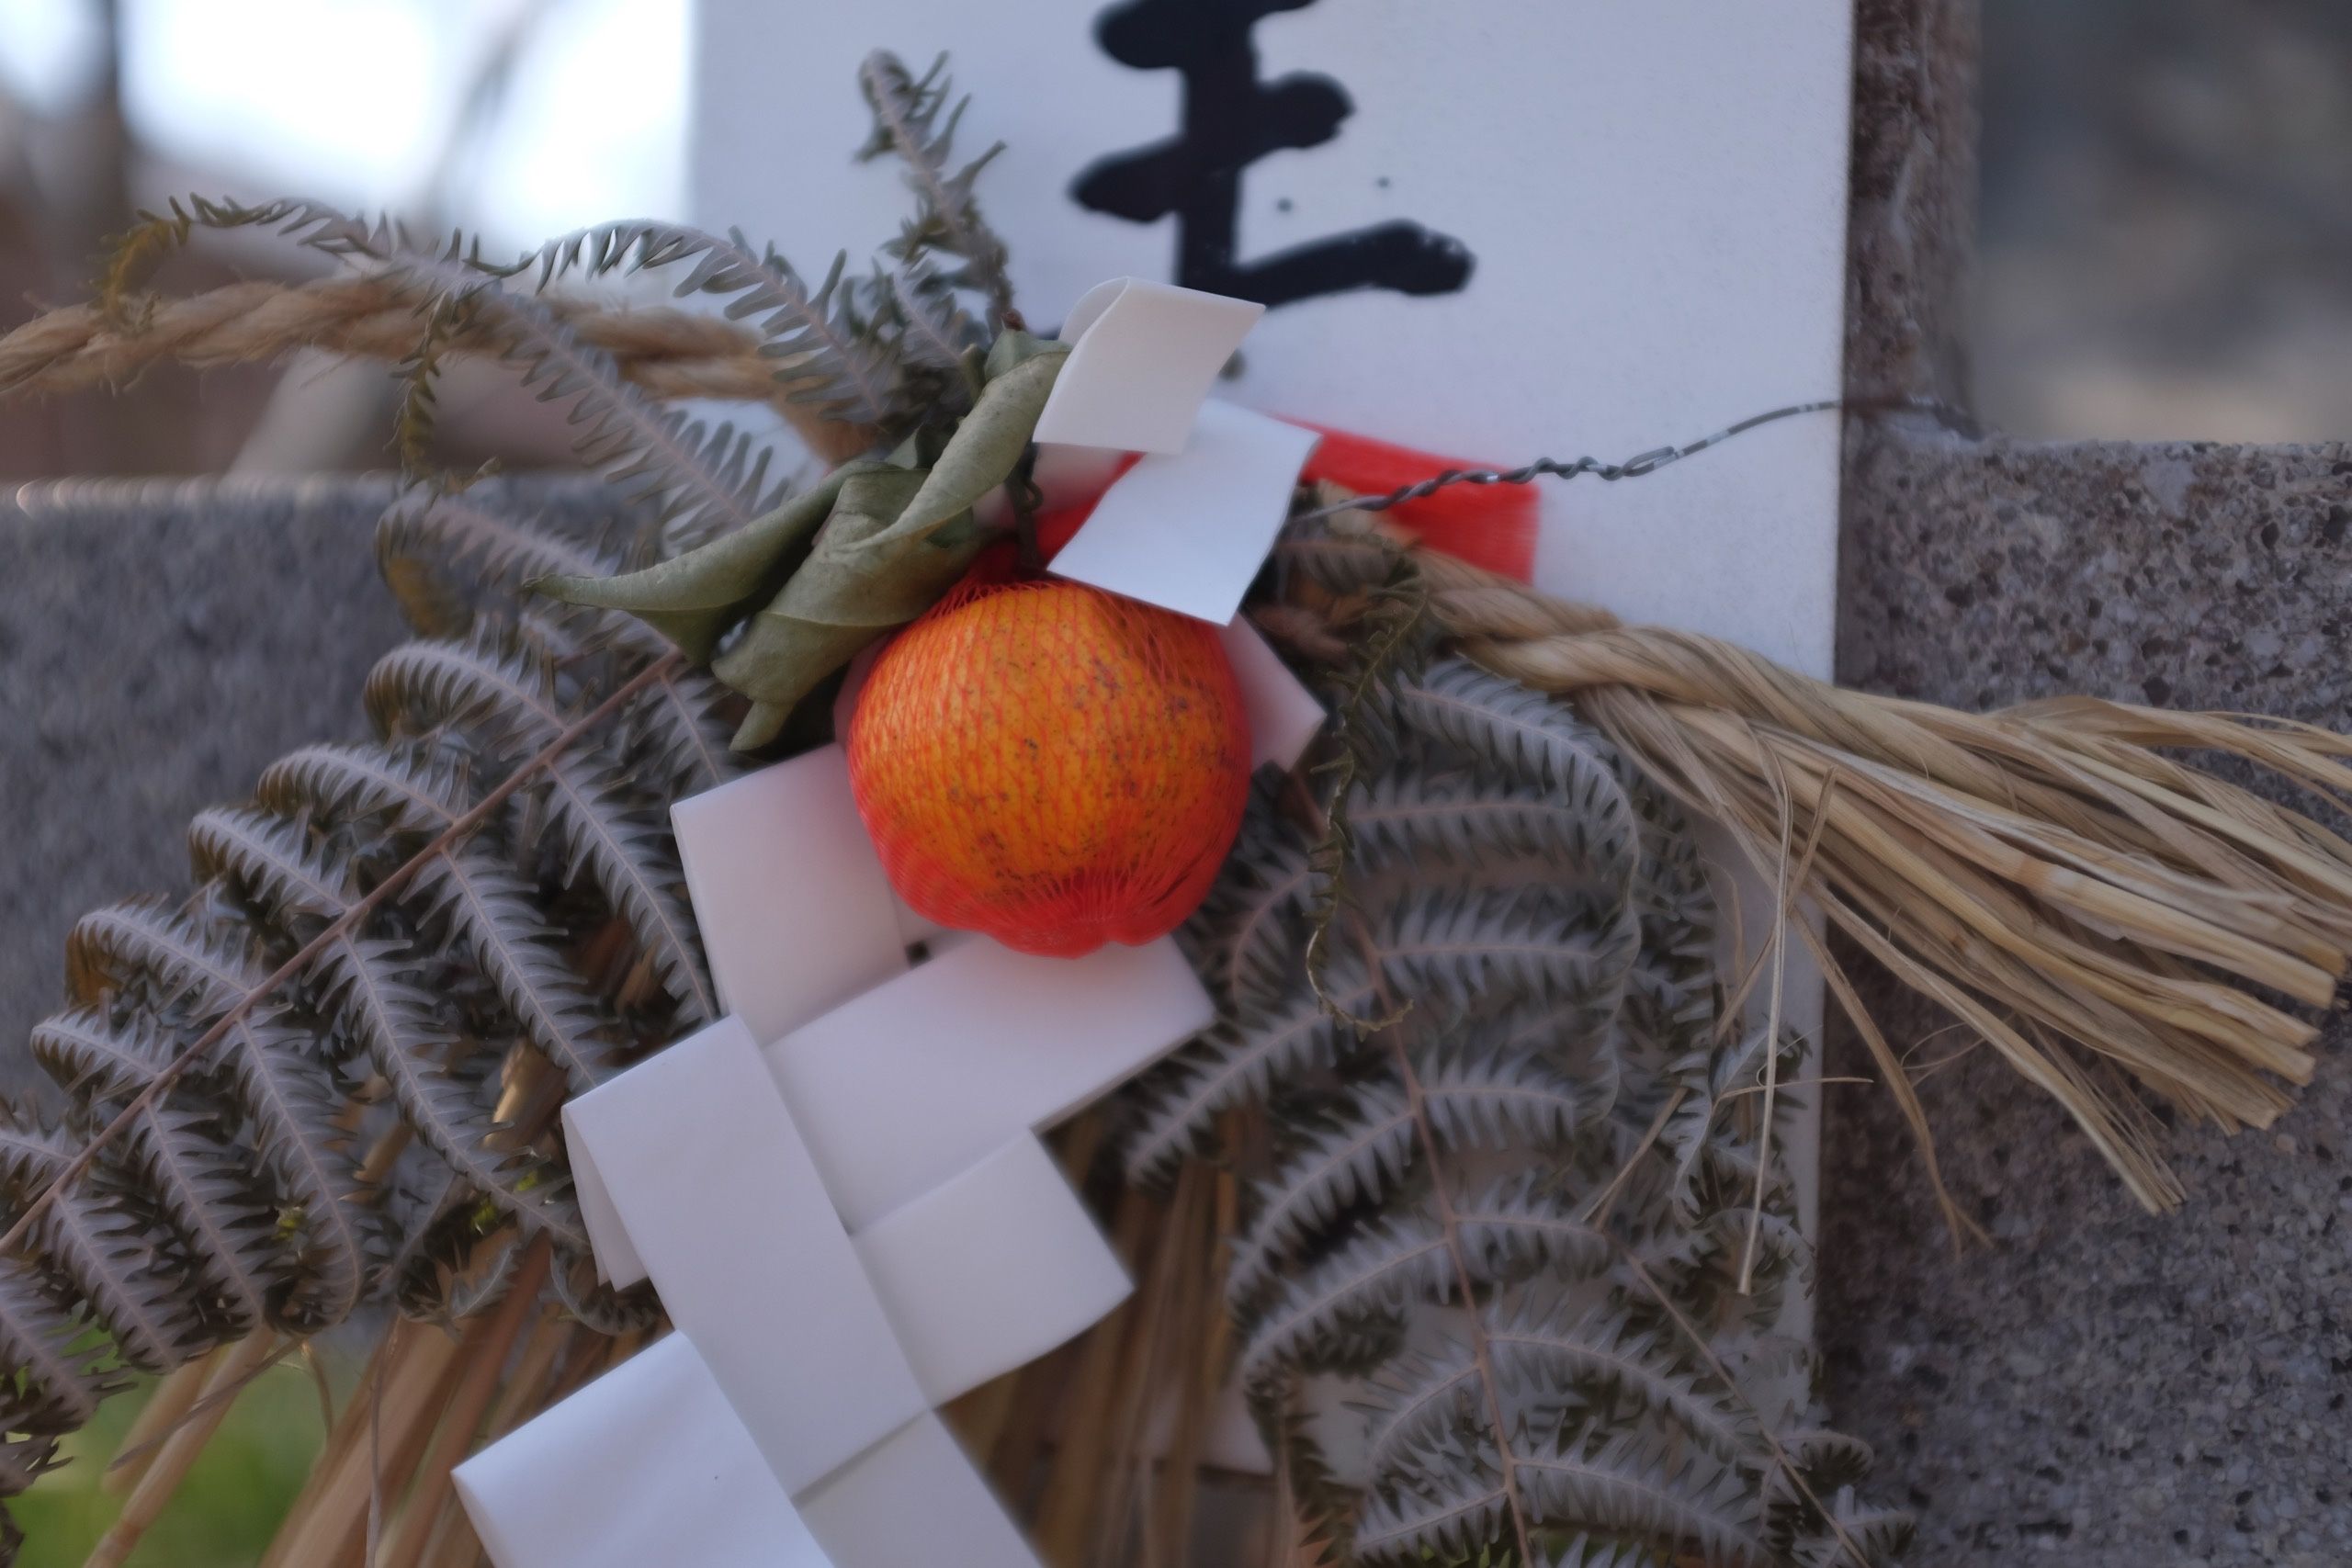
top-left (711, 332), bottom-right (1068, 748)
top-left (528, 469), bottom-right (854, 662)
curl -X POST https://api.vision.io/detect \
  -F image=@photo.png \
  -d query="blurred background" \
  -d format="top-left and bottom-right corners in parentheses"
top-left (0, 0), bottom-right (2346, 1562)
top-left (0, 0), bottom-right (2343, 486)
top-left (0, 0), bottom-right (688, 481)
top-left (1979, 0), bottom-right (2352, 442)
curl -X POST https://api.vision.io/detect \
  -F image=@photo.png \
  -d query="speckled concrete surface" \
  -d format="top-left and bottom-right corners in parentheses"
top-left (0, 478), bottom-right (401, 1089)
top-left (1826, 426), bottom-right (2352, 1565)
top-left (0, 477), bottom-right (619, 1095)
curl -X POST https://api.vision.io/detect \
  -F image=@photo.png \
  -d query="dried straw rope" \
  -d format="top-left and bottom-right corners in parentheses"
top-left (0, 276), bottom-right (782, 402)
top-left (1345, 513), bottom-right (2352, 1217)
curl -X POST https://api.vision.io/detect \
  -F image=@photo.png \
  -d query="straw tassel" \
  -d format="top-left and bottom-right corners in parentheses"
top-left (1295, 503), bottom-right (2352, 1217)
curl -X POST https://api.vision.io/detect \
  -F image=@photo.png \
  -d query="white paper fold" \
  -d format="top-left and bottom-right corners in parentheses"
top-left (561, 1019), bottom-right (928, 1493)
top-left (672, 747), bottom-right (911, 1045)
top-left (854, 1135), bottom-right (1130, 1404)
top-left (1035, 277), bottom-right (1263, 455)
top-left (799, 1414), bottom-right (1041, 1568)
top-left (1220, 618), bottom-right (1327, 772)
top-left (1050, 400), bottom-right (1323, 626)
top-left (454, 1333), bottom-right (832, 1568)
top-left (764, 936), bottom-right (1214, 1231)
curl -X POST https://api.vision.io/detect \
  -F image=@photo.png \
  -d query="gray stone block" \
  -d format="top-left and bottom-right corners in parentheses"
top-left (1827, 423), bottom-right (2352, 1565)
top-left (0, 475), bottom-right (615, 1094)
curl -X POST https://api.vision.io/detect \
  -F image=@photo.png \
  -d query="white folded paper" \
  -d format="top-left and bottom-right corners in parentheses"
top-left (454, 1333), bottom-right (832, 1568)
top-left (1220, 618), bottom-right (1327, 772)
top-left (799, 1414), bottom-right (1040, 1568)
top-left (562, 1019), bottom-right (928, 1494)
top-left (672, 746), bottom-right (912, 1045)
top-left (764, 936), bottom-right (1215, 1230)
top-left (1035, 278), bottom-right (1263, 455)
top-left (854, 1135), bottom-right (1130, 1404)
top-left (1050, 400), bottom-right (1324, 626)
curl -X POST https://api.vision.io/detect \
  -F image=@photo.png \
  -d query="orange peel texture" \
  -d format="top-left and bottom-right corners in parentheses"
top-left (847, 574), bottom-right (1252, 958)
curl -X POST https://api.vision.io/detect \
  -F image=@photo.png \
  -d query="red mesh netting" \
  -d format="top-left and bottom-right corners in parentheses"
top-left (846, 566), bottom-right (1251, 958)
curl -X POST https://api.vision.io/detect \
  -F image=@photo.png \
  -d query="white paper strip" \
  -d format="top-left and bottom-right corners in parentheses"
top-left (672, 747), bottom-right (911, 1045)
top-left (1220, 618), bottom-right (1326, 772)
top-left (1034, 277), bottom-right (1262, 456)
top-left (561, 1019), bottom-right (928, 1493)
top-left (799, 1414), bottom-right (1041, 1568)
top-left (568, 1127), bottom-right (641, 1289)
top-left (855, 1136), bottom-right (1130, 1404)
top-left (765, 936), bottom-right (1215, 1231)
top-left (1050, 400), bottom-right (1323, 626)
top-left (455, 1333), bottom-right (831, 1568)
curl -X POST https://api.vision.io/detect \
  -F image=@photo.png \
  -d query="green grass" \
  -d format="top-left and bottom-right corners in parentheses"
top-left (16, 1367), bottom-right (327, 1567)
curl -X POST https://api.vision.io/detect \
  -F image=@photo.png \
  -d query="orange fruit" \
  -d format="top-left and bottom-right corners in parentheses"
top-left (847, 574), bottom-right (1251, 957)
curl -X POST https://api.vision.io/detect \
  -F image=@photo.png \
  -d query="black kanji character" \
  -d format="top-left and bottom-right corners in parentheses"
top-left (1071, 0), bottom-right (1475, 310)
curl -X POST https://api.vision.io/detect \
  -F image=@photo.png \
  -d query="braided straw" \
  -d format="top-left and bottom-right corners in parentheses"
top-left (1308, 507), bottom-right (2352, 1220)
top-left (0, 276), bottom-right (783, 402)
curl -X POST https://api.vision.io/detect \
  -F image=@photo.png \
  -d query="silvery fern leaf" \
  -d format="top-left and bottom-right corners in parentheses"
top-left (1124, 964), bottom-right (1374, 1186)
top-left (0, 1130), bottom-right (207, 1371)
top-left (10, 486), bottom-right (732, 1529)
top-left (1228, 1050), bottom-right (1592, 1312)
top-left (1135, 589), bottom-right (1896, 1560)
top-left (857, 51), bottom-right (1016, 330)
top-left (520, 220), bottom-right (900, 424)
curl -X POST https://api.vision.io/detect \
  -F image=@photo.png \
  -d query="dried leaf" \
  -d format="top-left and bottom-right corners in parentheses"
top-left (712, 331), bottom-right (1067, 747)
top-left (531, 469), bottom-right (853, 661)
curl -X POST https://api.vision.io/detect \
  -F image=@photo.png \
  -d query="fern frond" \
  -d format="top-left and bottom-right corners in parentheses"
top-left (377, 490), bottom-right (657, 651)
top-left (1484, 1297), bottom-right (1757, 1461)
top-left (65, 898), bottom-right (255, 1012)
top-left (258, 741), bottom-right (475, 836)
top-left (262, 752), bottom-right (623, 1091)
top-left (1451, 1176), bottom-right (1614, 1287)
top-left (625, 665), bottom-right (740, 797)
top-left (98, 194), bottom-right (397, 316)
top-left (1371, 887), bottom-right (1638, 1037)
top-left (1241, 1215), bottom-right (1450, 1386)
top-left (1124, 967), bottom-right (1374, 1185)
top-left (1394, 660), bottom-right (1641, 858)
top-left (523, 220), bottom-right (901, 424)
top-left (1351, 765), bottom-right (1628, 891)
top-left (536, 752), bottom-right (711, 1019)
top-left (0, 1131), bottom-right (204, 1371)
top-left (0, 1269), bottom-right (118, 1435)
top-left (1355, 1408), bottom-right (1523, 1566)
top-left (1190, 799), bottom-right (1316, 1008)
top-left (1228, 1088), bottom-right (1419, 1313)
top-left (857, 51), bottom-right (1015, 329)
top-left (410, 853), bottom-right (616, 1093)
top-left (885, 260), bottom-right (984, 370)
top-left (27, 1013), bottom-right (277, 1333)
top-left (1511, 1432), bottom-right (1769, 1567)
top-left (1230, 1051), bottom-right (1591, 1311)
top-left (213, 1008), bottom-right (370, 1329)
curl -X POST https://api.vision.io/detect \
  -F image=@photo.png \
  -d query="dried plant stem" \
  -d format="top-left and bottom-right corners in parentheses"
top-left (379, 1238), bottom-right (551, 1568)
top-left (1035, 1189), bottom-right (1154, 1565)
top-left (0, 654), bottom-right (681, 1281)
top-left (99, 1348), bottom-right (218, 1495)
top-left (1302, 511), bottom-right (2352, 1213)
top-left (262, 1320), bottom-right (467, 1568)
top-left (1148, 1156), bottom-right (1239, 1566)
top-left (83, 1332), bottom-right (283, 1568)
